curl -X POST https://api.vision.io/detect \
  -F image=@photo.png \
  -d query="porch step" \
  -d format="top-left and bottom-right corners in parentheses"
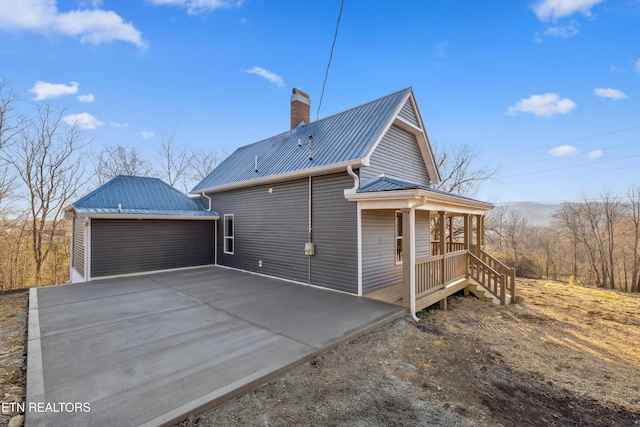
top-left (468, 279), bottom-right (511, 305)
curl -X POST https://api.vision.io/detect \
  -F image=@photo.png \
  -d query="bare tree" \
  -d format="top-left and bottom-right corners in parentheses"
top-left (626, 184), bottom-right (640, 292)
top-left (94, 144), bottom-right (153, 185)
top-left (5, 104), bottom-right (86, 285)
top-left (432, 141), bottom-right (499, 197)
top-left (155, 127), bottom-right (193, 192)
top-left (0, 80), bottom-right (20, 210)
top-left (502, 208), bottom-right (529, 270)
top-left (190, 148), bottom-right (223, 183)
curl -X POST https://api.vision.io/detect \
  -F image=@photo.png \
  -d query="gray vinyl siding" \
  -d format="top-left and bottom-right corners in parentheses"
top-left (211, 172), bottom-right (358, 293)
top-left (310, 172), bottom-right (358, 293)
top-left (360, 125), bottom-right (430, 184)
top-left (398, 99), bottom-right (419, 127)
top-left (72, 216), bottom-right (85, 277)
top-left (362, 209), bottom-right (430, 294)
top-left (90, 219), bottom-right (214, 278)
top-left (213, 178), bottom-right (310, 283)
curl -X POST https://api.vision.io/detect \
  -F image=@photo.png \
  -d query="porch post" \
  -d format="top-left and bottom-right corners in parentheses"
top-left (448, 215), bottom-right (453, 250)
top-left (463, 214), bottom-right (470, 250)
top-left (480, 215), bottom-right (486, 250)
top-left (438, 211), bottom-right (446, 288)
top-left (402, 208), bottom-right (412, 306)
top-left (475, 214), bottom-right (481, 257)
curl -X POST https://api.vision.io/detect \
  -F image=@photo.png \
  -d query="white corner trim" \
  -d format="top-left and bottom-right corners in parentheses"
top-left (356, 201), bottom-right (363, 296)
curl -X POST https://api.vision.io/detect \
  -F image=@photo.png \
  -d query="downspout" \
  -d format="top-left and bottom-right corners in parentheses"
top-left (308, 176), bottom-right (312, 285)
top-left (346, 165), bottom-right (359, 192)
top-left (410, 196), bottom-right (428, 322)
top-left (201, 192), bottom-right (213, 212)
top-left (347, 164), bottom-right (363, 295)
top-left (201, 192), bottom-right (216, 265)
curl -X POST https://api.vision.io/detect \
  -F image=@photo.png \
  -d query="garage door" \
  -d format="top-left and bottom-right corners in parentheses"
top-left (91, 219), bottom-right (214, 278)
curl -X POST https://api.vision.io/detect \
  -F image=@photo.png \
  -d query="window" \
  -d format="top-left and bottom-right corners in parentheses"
top-left (224, 214), bottom-right (234, 254)
top-left (395, 211), bottom-right (403, 264)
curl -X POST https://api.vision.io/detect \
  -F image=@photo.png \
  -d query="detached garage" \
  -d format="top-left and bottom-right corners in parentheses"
top-left (66, 175), bottom-right (219, 283)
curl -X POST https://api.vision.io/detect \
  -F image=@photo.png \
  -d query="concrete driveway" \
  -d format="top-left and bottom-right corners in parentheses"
top-left (26, 266), bottom-right (404, 426)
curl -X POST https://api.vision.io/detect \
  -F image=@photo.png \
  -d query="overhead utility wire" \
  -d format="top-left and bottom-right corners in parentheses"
top-left (484, 163), bottom-right (639, 187)
top-left (486, 124), bottom-right (640, 160)
top-left (309, 0), bottom-right (344, 160)
top-left (507, 138), bottom-right (640, 168)
top-left (502, 153), bottom-right (640, 179)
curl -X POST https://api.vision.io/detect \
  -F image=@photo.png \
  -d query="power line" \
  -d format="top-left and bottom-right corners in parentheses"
top-left (507, 139), bottom-right (640, 168)
top-left (311, 0), bottom-right (344, 146)
top-left (485, 163), bottom-right (639, 186)
top-left (486, 124), bottom-right (640, 160)
top-left (501, 153), bottom-right (640, 179)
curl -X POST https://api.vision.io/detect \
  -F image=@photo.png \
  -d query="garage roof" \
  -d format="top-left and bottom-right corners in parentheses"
top-left (68, 176), bottom-right (219, 218)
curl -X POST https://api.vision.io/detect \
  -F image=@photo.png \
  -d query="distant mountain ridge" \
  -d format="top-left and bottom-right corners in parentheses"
top-left (497, 202), bottom-right (569, 227)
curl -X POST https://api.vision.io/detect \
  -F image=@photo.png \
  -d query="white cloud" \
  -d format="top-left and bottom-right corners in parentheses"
top-left (588, 149), bottom-right (603, 158)
top-left (140, 131), bottom-right (155, 139)
top-left (532, 0), bottom-right (605, 21)
top-left (77, 93), bottom-right (95, 103)
top-left (635, 59), bottom-right (640, 73)
top-left (29, 80), bottom-right (78, 100)
top-left (243, 66), bottom-right (284, 87)
top-left (435, 41), bottom-right (448, 58)
top-left (506, 93), bottom-right (576, 117)
top-left (549, 145), bottom-right (580, 157)
top-left (147, 0), bottom-right (243, 15)
top-left (610, 64), bottom-right (624, 73)
top-left (594, 87), bottom-right (627, 100)
top-left (62, 112), bottom-right (104, 130)
top-left (0, 0), bottom-right (145, 47)
top-left (110, 121), bottom-right (128, 128)
top-left (543, 22), bottom-right (579, 38)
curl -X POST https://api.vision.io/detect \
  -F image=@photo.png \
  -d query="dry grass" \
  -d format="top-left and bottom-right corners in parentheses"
top-left (428, 278), bottom-right (640, 412)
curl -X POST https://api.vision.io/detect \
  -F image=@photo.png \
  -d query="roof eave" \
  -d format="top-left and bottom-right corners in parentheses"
top-left (192, 158), bottom-right (365, 194)
top-left (74, 211), bottom-right (220, 220)
top-left (345, 189), bottom-right (493, 211)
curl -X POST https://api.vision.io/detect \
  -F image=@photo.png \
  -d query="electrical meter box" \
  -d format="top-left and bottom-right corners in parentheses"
top-left (304, 242), bottom-right (315, 256)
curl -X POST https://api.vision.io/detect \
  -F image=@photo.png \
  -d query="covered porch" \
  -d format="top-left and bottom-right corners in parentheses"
top-left (346, 177), bottom-right (515, 318)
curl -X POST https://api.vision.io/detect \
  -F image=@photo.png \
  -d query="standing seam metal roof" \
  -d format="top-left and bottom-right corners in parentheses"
top-left (71, 176), bottom-right (218, 216)
top-left (192, 88), bottom-right (412, 192)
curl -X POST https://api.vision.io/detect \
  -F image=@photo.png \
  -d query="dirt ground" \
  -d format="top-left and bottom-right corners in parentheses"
top-left (0, 290), bottom-right (28, 427)
top-left (181, 279), bottom-right (640, 427)
top-left (2, 280), bottom-right (640, 426)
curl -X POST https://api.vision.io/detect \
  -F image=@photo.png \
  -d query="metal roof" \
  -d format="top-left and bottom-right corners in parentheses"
top-left (71, 176), bottom-right (219, 217)
top-left (192, 88), bottom-right (412, 193)
top-left (358, 174), bottom-right (490, 205)
top-left (358, 174), bottom-right (431, 193)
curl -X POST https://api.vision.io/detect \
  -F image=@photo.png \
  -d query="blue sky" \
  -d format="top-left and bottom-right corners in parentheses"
top-left (1, 0), bottom-right (639, 203)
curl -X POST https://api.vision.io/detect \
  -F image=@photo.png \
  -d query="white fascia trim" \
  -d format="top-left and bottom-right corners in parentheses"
top-left (75, 213), bottom-right (220, 220)
top-left (191, 159), bottom-right (365, 194)
top-left (345, 189), bottom-right (494, 211)
top-left (361, 90), bottom-right (412, 167)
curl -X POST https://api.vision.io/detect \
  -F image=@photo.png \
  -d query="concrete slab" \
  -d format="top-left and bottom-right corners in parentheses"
top-left (27, 266), bottom-right (404, 426)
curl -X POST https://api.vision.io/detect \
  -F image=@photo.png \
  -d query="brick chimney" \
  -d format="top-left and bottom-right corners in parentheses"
top-left (290, 88), bottom-right (310, 130)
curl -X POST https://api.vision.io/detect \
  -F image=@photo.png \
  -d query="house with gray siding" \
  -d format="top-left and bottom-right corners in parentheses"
top-left (192, 88), bottom-right (515, 318)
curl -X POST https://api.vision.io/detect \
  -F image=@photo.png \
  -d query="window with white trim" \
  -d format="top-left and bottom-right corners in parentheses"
top-left (224, 214), bottom-right (234, 254)
top-left (395, 211), bottom-right (403, 264)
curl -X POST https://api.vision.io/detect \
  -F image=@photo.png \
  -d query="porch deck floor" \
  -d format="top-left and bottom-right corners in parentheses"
top-left (364, 283), bottom-right (406, 307)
